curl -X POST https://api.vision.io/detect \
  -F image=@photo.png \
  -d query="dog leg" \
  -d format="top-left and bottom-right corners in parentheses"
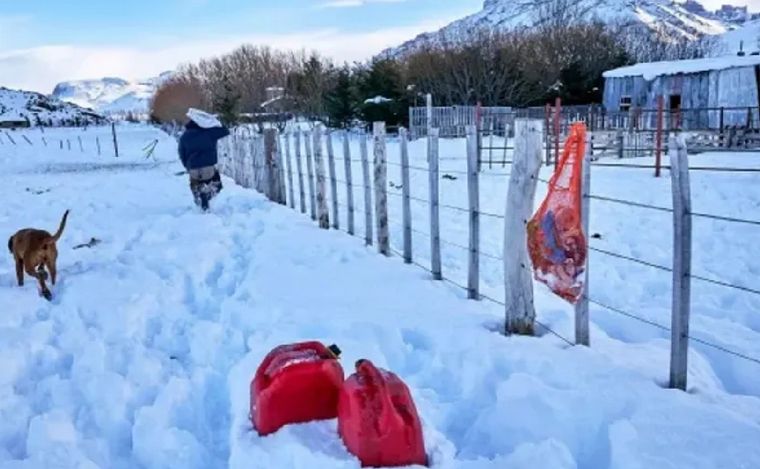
top-left (15, 258), bottom-right (24, 286)
top-left (25, 260), bottom-right (51, 301)
top-left (46, 260), bottom-right (57, 286)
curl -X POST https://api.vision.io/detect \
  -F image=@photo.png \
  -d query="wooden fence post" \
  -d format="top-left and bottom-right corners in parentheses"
top-left (655, 95), bottom-right (664, 177)
top-left (23, 135), bottom-right (33, 146)
top-left (295, 131), bottom-right (307, 214)
top-left (42, 137), bottom-right (47, 147)
top-left (343, 132), bottom-right (355, 235)
top-left (284, 133), bottom-right (295, 209)
top-left (67, 139), bottom-right (71, 151)
top-left (575, 132), bottom-right (592, 346)
top-left (326, 131), bottom-right (340, 230)
top-left (428, 128), bottom-right (442, 280)
top-left (305, 129), bottom-right (317, 220)
top-left (78, 135), bottom-right (84, 152)
top-left (669, 132), bottom-right (692, 391)
top-left (504, 119), bottom-right (543, 335)
top-left (373, 122), bottom-right (390, 256)
top-left (313, 125), bottom-right (330, 228)
top-left (360, 132), bottom-right (373, 246)
top-left (400, 128), bottom-right (413, 264)
top-left (264, 129), bottom-right (286, 205)
top-left (467, 125), bottom-right (480, 300)
top-left (96, 136), bottom-right (101, 155)
top-left (111, 122), bottom-right (119, 158)
top-left (616, 129), bottom-right (624, 159)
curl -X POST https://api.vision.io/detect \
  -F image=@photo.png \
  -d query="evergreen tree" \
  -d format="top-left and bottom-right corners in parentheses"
top-left (325, 66), bottom-right (357, 128)
top-left (356, 59), bottom-right (409, 128)
top-left (214, 72), bottom-right (241, 126)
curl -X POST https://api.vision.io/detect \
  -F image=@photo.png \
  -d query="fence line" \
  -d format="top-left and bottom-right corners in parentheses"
top-left (222, 122), bottom-right (760, 394)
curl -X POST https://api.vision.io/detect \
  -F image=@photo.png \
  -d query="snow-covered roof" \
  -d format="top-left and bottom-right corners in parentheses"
top-left (603, 54), bottom-right (760, 81)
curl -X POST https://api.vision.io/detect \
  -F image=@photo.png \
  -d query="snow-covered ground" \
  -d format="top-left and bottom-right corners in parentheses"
top-left (1, 124), bottom-right (759, 468)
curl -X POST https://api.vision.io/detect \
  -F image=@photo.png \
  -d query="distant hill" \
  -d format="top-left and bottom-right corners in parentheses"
top-left (51, 72), bottom-right (173, 115)
top-left (0, 87), bottom-right (105, 127)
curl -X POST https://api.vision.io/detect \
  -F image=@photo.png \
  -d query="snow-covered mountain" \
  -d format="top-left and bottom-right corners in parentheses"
top-left (51, 72), bottom-right (172, 115)
top-left (383, 0), bottom-right (752, 57)
top-left (0, 87), bottom-right (105, 126)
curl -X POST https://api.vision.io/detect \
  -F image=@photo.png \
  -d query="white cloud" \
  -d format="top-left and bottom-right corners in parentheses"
top-left (0, 20), bottom-right (450, 93)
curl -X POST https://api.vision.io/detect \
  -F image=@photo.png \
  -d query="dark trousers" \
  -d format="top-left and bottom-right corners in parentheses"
top-left (189, 166), bottom-right (223, 210)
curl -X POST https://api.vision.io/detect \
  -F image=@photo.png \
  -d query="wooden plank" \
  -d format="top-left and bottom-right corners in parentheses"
top-left (467, 125), bottom-right (480, 300)
top-left (313, 125), bottom-right (330, 229)
top-left (326, 131), bottom-right (340, 229)
top-left (373, 122), bottom-right (390, 255)
top-left (284, 132), bottom-right (296, 209)
top-left (669, 133), bottom-right (692, 391)
top-left (295, 131), bottom-right (307, 214)
top-left (575, 132), bottom-right (592, 346)
top-left (343, 132), bottom-right (355, 235)
top-left (504, 119), bottom-right (543, 335)
top-left (429, 128), bottom-right (442, 280)
top-left (304, 129), bottom-right (317, 220)
top-left (360, 132), bottom-right (373, 246)
top-left (400, 128), bottom-right (413, 264)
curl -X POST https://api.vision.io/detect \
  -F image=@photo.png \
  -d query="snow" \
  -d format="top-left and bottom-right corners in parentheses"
top-left (51, 73), bottom-right (172, 115)
top-left (383, 0), bottom-right (739, 58)
top-left (603, 53), bottom-right (760, 80)
top-left (0, 124), bottom-right (759, 468)
top-left (364, 96), bottom-right (393, 105)
top-left (0, 88), bottom-right (103, 127)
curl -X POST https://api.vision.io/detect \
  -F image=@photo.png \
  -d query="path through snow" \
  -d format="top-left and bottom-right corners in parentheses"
top-left (0, 125), bottom-right (759, 469)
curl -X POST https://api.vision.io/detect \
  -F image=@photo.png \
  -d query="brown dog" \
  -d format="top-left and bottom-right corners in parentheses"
top-left (8, 210), bottom-right (69, 300)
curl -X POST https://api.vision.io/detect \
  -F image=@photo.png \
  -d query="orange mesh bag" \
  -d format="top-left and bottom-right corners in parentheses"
top-left (527, 122), bottom-right (587, 304)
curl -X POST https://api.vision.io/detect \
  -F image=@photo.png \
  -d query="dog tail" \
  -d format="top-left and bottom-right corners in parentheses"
top-left (7, 235), bottom-right (12, 253)
top-left (52, 210), bottom-right (70, 242)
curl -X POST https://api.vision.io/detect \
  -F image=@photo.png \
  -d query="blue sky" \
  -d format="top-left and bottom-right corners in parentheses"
top-left (0, 0), bottom-right (482, 92)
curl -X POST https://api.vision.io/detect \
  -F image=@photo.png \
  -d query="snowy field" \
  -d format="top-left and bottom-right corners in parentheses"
top-left (0, 124), bottom-right (759, 468)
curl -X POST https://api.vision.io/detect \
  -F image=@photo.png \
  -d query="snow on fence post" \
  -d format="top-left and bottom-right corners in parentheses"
top-left (504, 119), bottom-right (543, 335)
top-left (284, 133), bottom-right (295, 209)
top-left (428, 128), bottom-right (443, 280)
top-left (467, 125), bottom-right (480, 300)
top-left (343, 131), bottom-right (356, 236)
top-left (575, 132), bottom-right (592, 346)
top-left (111, 122), bottom-right (119, 158)
top-left (326, 130), bottom-right (340, 230)
top-left (669, 132), bottom-right (692, 391)
top-left (360, 132), bottom-right (374, 246)
top-left (313, 125), bottom-right (330, 229)
top-left (373, 122), bottom-right (390, 256)
top-left (400, 128), bottom-right (413, 264)
top-left (295, 131), bottom-right (307, 214)
top-left (305, 129), bottom-right (317, 221)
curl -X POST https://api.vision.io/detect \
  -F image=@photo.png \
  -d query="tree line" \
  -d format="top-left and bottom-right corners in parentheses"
top-left (151, 19), bottom-right (716, 129)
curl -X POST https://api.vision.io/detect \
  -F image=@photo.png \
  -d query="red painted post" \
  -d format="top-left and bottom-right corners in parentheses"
top-left (554, 97), bottom-right (561, 169)
top-left (655, 95), bottom-right (664, 178)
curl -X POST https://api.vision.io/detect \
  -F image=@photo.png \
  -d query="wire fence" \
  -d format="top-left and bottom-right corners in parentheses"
top-left (222, 122), bottom-right (760, 393)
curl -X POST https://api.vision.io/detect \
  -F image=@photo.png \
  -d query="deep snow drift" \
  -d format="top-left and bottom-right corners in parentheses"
top-left (0, 124), bottom-right (758, 469)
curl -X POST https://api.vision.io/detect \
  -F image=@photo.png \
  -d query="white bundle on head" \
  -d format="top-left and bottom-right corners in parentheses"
top-left (187, 108), bottom-right (223, 129)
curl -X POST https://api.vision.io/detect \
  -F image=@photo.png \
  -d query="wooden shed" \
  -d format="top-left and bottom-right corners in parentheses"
top-left (603, 55), bottom-right (760, 129)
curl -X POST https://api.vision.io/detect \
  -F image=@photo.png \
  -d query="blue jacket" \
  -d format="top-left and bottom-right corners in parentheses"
top-left (178, 121), bottom-right (230, 170)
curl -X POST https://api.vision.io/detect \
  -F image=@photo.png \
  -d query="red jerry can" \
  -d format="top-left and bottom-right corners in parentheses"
top-left (250, 341), bottom-right (344, 436)
top-left (338, 360), bottom-right (427, 467)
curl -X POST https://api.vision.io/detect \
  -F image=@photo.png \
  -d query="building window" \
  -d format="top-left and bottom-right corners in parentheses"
top-left (619, 96), bottom-right (632, 111)
top-left (669, 94), bottom-right (682, 110)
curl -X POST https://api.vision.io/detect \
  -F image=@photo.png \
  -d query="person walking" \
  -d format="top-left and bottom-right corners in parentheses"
top-left (178, 108), bottom-right (230, 211)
